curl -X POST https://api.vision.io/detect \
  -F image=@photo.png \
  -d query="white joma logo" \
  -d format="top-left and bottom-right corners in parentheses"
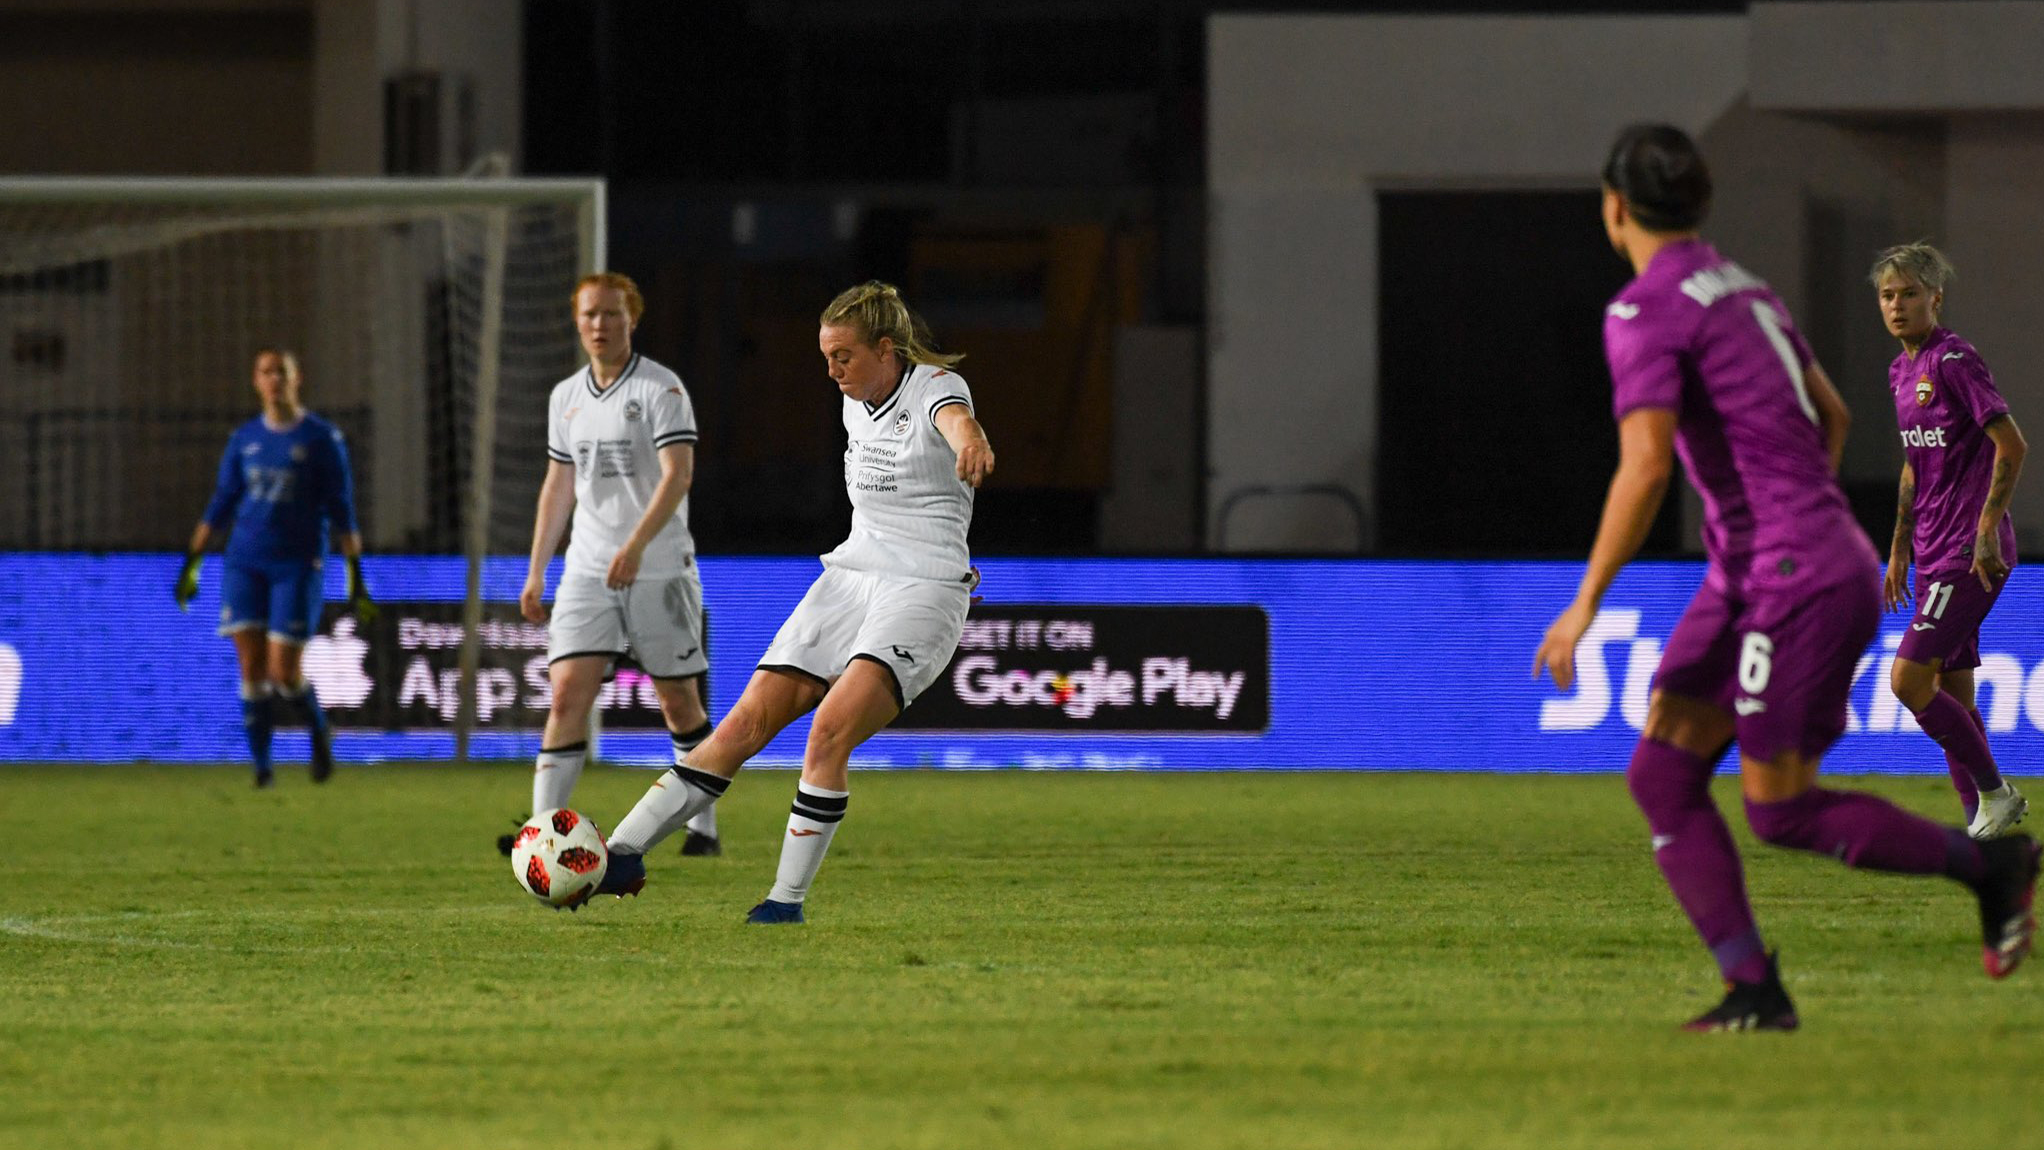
top-left (1912, 622), bottom-right (1937, 632)
top-left (1607, 302), bottom-right (1640, 320)
top-left (1734, 697), bottom-right (1767, 716)
top-left (1943, 352), bottom-right (1965, 361)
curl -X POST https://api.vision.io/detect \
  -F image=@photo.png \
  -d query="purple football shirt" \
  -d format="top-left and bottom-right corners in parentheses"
top-left (1890, 326), bottom-right (2015, 575)
top-left (1604, 239), bottom-right (1877, 594)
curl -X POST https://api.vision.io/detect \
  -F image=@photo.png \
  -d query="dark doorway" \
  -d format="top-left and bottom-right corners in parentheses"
top-left (1375, 190), bottom-right (1681, 555)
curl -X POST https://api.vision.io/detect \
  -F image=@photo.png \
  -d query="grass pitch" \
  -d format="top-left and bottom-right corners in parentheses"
top-left (0, 765), bottom-right (2038, 1150)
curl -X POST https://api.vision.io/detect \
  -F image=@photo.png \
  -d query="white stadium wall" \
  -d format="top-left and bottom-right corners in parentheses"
top-left (1207, 13), bottom-right (1746, 552)
top-left (1209, 2), bottom-right (2044, 553)
top-left (313, 0), bottom-right (524, 176)
top-left (1744, 1), bottom-right (2044, 555)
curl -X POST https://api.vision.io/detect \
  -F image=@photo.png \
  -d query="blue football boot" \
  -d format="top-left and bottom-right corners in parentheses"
top-left (596, 851), bottom-right (647, 898)
top-left (745, 898), bottom-right (805, 924)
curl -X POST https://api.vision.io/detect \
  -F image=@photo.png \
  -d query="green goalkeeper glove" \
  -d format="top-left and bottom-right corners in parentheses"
top-left (174, 552), bottom-right (202, 611)
top-left (345, 554), bottom-right (379, 625)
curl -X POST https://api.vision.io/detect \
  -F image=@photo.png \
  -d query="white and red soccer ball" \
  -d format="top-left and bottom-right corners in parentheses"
top-left (509, 809), bottom-right (609, 908)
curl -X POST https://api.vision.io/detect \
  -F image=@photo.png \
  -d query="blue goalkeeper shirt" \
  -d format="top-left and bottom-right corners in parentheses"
top-left (202, 412), bottom-right (360, 571)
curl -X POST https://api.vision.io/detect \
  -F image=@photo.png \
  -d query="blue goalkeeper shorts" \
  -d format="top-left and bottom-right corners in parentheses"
top-left (218, 560), bottom-right (325, 645)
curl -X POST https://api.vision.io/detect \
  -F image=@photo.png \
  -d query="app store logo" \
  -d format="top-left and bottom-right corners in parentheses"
top-left (303, 618), bottom-right (376, 708)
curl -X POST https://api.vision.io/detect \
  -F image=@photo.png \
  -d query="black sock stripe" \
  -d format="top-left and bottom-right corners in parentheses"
top-left (675, 765), bottom-right (731, 797)
top-left (540, 741), bottom-right (589, 755)
top-left (791, 789), bottom-right (848, 822)
top-left (670, 721), bottom-right (712, 749)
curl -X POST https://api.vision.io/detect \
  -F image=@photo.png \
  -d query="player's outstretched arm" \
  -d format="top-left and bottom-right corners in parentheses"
top-left (935, 404), bottom-right (995, 487)
top-left (1534, 406), bottom-right (1676, 690)
top-left (523, 460), bottom-right (577, 623)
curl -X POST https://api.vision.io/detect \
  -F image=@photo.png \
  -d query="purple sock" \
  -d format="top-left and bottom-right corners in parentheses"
top-left (1913, 691), bottom-right (2003, 793)
top-left (1627, 739), bottom-right (1768, 984)
top-left (1745, 787), bottom-right (1982, 884)
top-left (1945, 707), bottom-right (1987, 821)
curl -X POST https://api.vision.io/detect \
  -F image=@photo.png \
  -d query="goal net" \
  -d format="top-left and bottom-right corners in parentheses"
top-left (0, 176), bottom-right (603, 758)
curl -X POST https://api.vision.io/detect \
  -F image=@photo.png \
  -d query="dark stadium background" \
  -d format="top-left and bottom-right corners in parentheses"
top-left (519, 1), bottom-right (1754, 557)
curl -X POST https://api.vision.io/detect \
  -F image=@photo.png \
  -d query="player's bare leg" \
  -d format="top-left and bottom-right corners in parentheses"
top-left (498, 656), bottom-right (606, 857)
top-left (749, 658), bottom-right (903, 924)
top-left (651, 676), bottom-right (719, 855)
top-left (231, 629), bottom-right (275, 788)
top-left (536, 655), bottom-right (604, 808)
top-left (599, 670), bottom-right (824, 894)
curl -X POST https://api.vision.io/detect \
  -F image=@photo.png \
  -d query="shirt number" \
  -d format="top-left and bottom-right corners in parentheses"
top-left (1750, 300), bottom-right (1817, 425)
top-left (244, 465), bottom-right (296, 504)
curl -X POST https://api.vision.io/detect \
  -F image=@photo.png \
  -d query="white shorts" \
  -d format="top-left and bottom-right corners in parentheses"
top-left (548, 568), bottom-right (707, 680)
top-left (759, 566), bottom-right (969, 708)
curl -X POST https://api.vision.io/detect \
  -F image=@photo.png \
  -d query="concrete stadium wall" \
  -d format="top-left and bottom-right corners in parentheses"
top-left (0, 1), bottom-right (523, 177)
top-left (1210, 2), bottom-right (2044, 554)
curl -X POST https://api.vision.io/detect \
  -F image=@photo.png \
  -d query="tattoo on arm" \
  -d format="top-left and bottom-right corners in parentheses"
top-left (1982, 457), bottom-right (2018, 525)
top-left (1892, 474), bottom-right (1916, 554)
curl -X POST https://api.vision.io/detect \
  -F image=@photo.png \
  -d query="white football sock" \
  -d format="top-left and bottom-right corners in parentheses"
top-left (532, 742), bottom-right (588, 814)
top-left (607, 765), bottom-right (731, 854)
top-left (766, 782), bottom-right (848, 905)
top-left (671, 721), bottom-right (716, 837)
top-left (686, 806), bottom-right (718, 837)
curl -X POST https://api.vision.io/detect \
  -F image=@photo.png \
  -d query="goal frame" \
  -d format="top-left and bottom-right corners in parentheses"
top-left (0, 175), bottom-right (606, 763)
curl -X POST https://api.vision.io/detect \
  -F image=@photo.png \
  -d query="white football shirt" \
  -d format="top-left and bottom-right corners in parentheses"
top-left (545, 353), bottom-right (699, 579)
top-left (822, 362), bottom-right (976, 583)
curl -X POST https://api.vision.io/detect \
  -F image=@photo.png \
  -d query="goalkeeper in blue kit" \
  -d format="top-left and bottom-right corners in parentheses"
top-left (176, 348), bottom-right (376, 787)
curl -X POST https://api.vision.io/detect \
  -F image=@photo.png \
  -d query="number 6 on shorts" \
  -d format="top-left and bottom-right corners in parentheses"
top-left (1738, 631), bottom-right (1774, 695)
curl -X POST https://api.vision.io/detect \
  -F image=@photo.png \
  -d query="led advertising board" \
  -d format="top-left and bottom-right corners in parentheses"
top-left (0, 553), bottom-right (2032, 772)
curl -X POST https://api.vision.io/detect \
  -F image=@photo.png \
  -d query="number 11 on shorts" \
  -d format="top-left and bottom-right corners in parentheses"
top-left (1921, 581), bottom-right (1953, 622)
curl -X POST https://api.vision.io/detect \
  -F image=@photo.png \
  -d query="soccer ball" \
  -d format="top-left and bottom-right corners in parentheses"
top-left (510, 809), bottom-right (609, 908)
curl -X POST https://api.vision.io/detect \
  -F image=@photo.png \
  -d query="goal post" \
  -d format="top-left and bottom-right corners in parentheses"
top-left (0, 175), bottom-right (605, 761)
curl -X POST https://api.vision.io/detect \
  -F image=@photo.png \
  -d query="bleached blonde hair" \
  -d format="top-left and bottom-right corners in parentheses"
top-left (1869, 243), bottom-right (1955, 293)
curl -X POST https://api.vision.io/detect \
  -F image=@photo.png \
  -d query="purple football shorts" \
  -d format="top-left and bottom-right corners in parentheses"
top-left (1654, 572), bottom-right (1880, 763)
top-left (1895, 566), bottom-right (2009, 672)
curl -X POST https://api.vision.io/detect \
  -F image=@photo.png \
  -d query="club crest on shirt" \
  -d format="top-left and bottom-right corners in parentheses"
top-left (1915, 376), bottom-right (1934, 406)
top-left (891, 409), bottom-right (912, 438)
top-left (289, 445), bottom-right (307, 462)
top-left (624, 399), bottom-right (643, 422)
